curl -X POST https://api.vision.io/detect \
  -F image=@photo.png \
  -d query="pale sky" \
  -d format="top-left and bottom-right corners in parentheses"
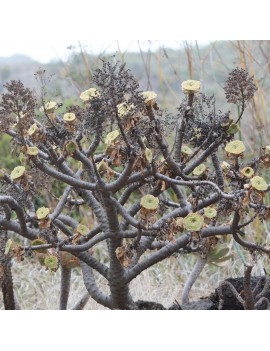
top-left (0, 40), bottom-right (191, 63)
top-left (0, 0), bottom-right (266, 63)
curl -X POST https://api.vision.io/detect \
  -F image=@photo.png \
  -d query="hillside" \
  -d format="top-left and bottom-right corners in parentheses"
top-left (0, 41), bottom-right (269, 100)
top-left (0, 40), bottom-right (269, 141)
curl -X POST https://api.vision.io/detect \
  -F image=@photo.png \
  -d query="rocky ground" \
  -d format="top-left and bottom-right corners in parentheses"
top-left (135, 275), bottom-right (270, 310)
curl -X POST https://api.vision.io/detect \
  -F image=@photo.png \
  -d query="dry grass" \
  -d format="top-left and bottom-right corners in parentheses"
top-left (1, 210), bottom-right (269, 311)
top-left (2, 255), bottom-right (198, 310)
top-left (1, 240), bottom-right (269, 310)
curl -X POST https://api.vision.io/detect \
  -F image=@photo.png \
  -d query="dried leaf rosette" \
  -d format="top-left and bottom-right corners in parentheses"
top-left (65, 141), bottom-right (78, 156)
top-left (40, 101), bottom-right (58, 114)
top-left (181, 80), bottom-right (201, 94)
top-left (80, 88), bottom-right (100, 102)
top-left (142, 91), bottom-right (158, 108)
top-left (115, 246), bottom-right (133, 268)
top-left (36, 207), bottom-right (51, 229)
top-left (117, 102), bottom-right (135, 118)
top-left (60, 252), bottom-right (80, 269)
top-left (140, 194), bottom-right (159, 227)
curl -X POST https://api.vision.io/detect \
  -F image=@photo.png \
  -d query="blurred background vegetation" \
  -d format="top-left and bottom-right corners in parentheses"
top-left (1, 40), bottom-right (269, 184)
top-left (1, 40), bottom-right (269, 146)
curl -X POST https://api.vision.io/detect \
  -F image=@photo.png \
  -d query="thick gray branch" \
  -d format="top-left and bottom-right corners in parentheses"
top-left (34, 160), bottom-right (96, 190)
top-left (0, 197), bottom-right (31, 239)
top-left (0, 219), bottom-right (37, 240)
top-left (183, 138), bottom-right (222, 174)
top-left (201, 225), bottom-right (232, 238)
top-left (109, 196), bottom-right (142, 229)
top-left (155, 173), bottom-right (242, 200)
top-left (211, 152), bottom-right (224, 191)
top-left (63, 232), bottom-right (111, 253)
top-left (171, 183), bottom-right (188, 208)
top-left (105, 157), bottom-right (135, 192)
top-left (51, 186), bottom-right (73, 221)
top-left (57, 214), bottom-right (78, 228)
top-left (59, 266), bottom-right (71, 310)
top-left (80, 261), bottom-right (112, 309)
top-left (74, 251), bottom-right (109, 279)
top-left (126, 234), bottom-right (191, 283)
top-left (181, 255), bottom-right (207, 305)
top-left (118, 182), bottom-right (144, 205)
top-left (53, 219), bottom-right (74, 237)
top-left (71, 292), bottom-right (91, 310)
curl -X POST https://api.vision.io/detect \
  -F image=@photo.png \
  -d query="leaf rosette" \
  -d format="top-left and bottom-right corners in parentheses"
top-left (140, 195), bottom-right (159, 210)
top-left (183, 213), bottom-right (204, 232)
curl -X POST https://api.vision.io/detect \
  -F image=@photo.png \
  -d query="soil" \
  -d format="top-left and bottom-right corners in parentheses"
top-left (134, 300), bottom-right (167, 310)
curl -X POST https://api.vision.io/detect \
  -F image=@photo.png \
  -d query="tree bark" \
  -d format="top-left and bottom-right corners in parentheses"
top-left (102, 193), bottom-right (133, 309)
top-left (59, 266), bottom-right (71, 310)
top-left (0, 231), bottom-right (16, 310)
top-left (181, 255), bottom-right (207, 305)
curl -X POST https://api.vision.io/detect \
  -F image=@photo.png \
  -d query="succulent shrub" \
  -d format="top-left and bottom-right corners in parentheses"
top-left (0, 61), bottom-right (269, 310)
